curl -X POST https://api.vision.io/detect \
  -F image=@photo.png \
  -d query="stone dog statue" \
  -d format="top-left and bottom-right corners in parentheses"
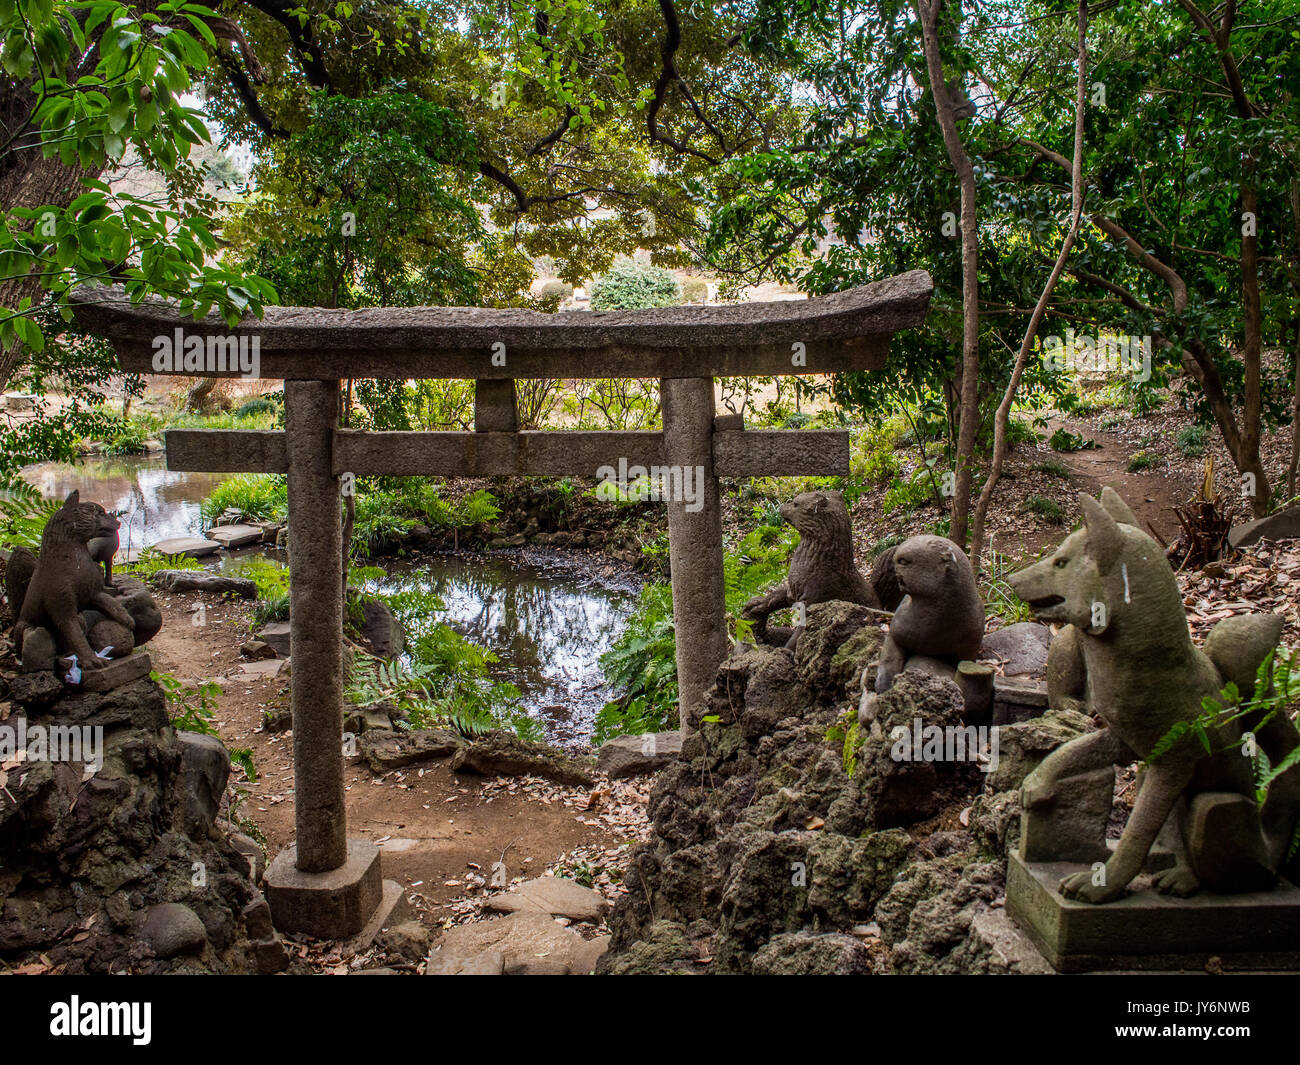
top-left (1009, 487), bottom-right (1300, 903)
top-left (10, 491), bottom-right (161, 670)
top-left (742, 489), bottom-right (879, 647)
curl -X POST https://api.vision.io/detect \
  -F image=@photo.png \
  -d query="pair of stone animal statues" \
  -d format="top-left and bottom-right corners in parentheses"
top-left (742, 489), bottom-right (984, 691)
top-left (746, 486), bottom-right (1299, 904)
top-left (6, 491), bottom-right (159, 670)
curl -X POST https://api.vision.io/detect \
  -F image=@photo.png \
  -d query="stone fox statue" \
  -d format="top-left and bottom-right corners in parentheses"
top-left (742, 490), bottom-right (879, 646)
top-left (13, 491), bottom-right (134, 671)
top-left (1009, 488), bottom-right (1300, 903)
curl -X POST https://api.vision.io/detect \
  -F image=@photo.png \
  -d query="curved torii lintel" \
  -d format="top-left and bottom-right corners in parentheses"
top-left (67, 269), bottom-right (932, 380)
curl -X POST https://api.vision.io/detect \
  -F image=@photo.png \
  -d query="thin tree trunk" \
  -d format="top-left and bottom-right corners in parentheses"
top-left (916, 0), bottom-right (979, 549)
top-left (971, 0), bottom-right (1088, 567)
top-left (1285, 179), bottom-right (1300, 498)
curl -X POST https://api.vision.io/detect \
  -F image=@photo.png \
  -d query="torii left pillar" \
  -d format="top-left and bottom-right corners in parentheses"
top-left (263, 380), bottom-right (384, 938)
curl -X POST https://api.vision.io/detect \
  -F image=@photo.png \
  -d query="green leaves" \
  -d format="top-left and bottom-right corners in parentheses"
top-left (1, 0), bottom-right (274, 360)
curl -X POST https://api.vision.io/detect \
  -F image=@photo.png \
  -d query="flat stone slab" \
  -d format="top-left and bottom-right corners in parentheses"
top-left (265, 839), bottom-right (383, 939)
top-left (595, 730), bottom-right (683, 777)
top-left (1007, 852), bottom-right (1300, 972)
top-left (151, 537), bottom-right (221, 558)
top-left (62, 652), bottom-right (152, 692)
top-left (426, 912), bottom-right (608, 975)
top-left (205, 524), bottom-right (264, 549)
top-left (992, 676), bottom-right (1050, 725)
top-left (482, 877), bottom-right (611, 923)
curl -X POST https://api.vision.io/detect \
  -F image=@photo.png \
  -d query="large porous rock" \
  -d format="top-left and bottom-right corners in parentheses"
top-left (795, 600), bottom-right (879, 701)
top-left (595, 920), bottom-right (701, 975)
top-left (595, 730), bottom-right (683, 777)
top-left (601, 591), bottom-right (1031, 975)
top-left (751, 931), bottom-right (873, 975)
top-left (359, 728), bottom-right (460, 773)
top-left (0, 674), bottom-right (275, 974)
top-left (856, 671), bottom-right (978, 827)
top-left (880, 856), bottom-right (1046, 974)
top-left (176, 731), bottom-right (231, 838)
top-left (984, 707), bottom-right (1095, 793)
top-left (450, 730), bottom-right (593, 786)
top-left (358, 597), bottom-right (403, 658)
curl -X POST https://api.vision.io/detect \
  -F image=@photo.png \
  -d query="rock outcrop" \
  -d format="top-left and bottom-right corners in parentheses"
top-left (599, 600), bottom-right (1065, 974)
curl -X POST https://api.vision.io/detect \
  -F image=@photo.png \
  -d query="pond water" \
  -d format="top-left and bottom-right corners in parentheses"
top-left (22, 455), bottom-right (640, 746)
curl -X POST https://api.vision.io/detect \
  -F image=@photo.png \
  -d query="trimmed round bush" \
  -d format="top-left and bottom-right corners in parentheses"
top-left (539, 279), bottom-right (574, 301)
top-left (681, 276), bottom-right (710, 304)
top-left (590, 261), bottom-right (682, 311)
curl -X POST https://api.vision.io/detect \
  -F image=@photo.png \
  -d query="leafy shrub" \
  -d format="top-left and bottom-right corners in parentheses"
top-left (235, 396), bottom-right (278, 420)
top-left (1127, 449), bottom-right (1162, 472)
top-left (1025, 495), bottom-right (1064, 523)
top-left (590, 261), bottom-right (681, 311)
top-left (126, 549), bottom-right (205, 576)
top-left (1031, 458), bottom-right (1071, 479)
top-left (1048, 428), bottom-right (1095, 452)
top-left (0, 483), bottom-right (61, 549)
top-left (597, 524), bottom-right (799, 739)
top-left (229, 556), bottom-right (291, 623)
top-left (200, 474), bottom-right (287, 524)
top-left (883, 470), bottom-right (938, 514)
top-left (1176, 424), bottom-right (1209, 457)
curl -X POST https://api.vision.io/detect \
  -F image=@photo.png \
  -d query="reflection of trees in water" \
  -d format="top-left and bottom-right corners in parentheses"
top-left (382, 558), bottom-right (635, 706)
top-left (25, 456), bottom-right (224, 546)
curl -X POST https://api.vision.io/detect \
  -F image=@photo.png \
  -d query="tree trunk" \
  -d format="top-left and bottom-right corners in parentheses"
top-left (971, 0), bottom-right (1088, 567)
top-left (916, 0), bottom-right (980, 550)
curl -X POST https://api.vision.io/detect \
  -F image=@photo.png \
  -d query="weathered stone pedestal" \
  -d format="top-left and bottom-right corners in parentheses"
top-left (1007, 852), bottom-right (1300, 972)
top-left (264, 840), bottom-right (384, 939)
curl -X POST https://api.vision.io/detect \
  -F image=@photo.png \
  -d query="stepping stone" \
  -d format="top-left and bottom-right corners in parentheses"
top-left (151, 537), bottom-right (221, 558)
top-left (152, 570), bottom-right (257, 598)
top-left (482, 877), bottom-right (611, 923)
top-left (206, 524), bottom-right (264, 549)
top-left (425, 912), bottom-right (608, 975)
top-left (259, 622), bottom-right (291, 657)
top-left (234, 658), bottom-right (289, 682)
top-left (595, 730), bottom-right (683, 777)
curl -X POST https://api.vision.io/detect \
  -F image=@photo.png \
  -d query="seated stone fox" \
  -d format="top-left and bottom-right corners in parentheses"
top-left (742, 489), bottom-right (879, 647)
top-left (13, 491), bottom-right (134, 671)
top-left (1009, 488), bottom-right (1300, 903)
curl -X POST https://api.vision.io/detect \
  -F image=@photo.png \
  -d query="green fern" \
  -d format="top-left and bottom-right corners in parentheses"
top-left (0, 484), bottom-right (61, 549)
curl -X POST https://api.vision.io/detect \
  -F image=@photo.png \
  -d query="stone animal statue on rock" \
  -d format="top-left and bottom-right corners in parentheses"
top-left (742, 490), bottom-right (879, 647)
top-left (12, 491), bottom-right (135, 670)
top-left (1009, 487), bottom-right (1300, 903)
top-left (873, 533), bottom-right (985, 694)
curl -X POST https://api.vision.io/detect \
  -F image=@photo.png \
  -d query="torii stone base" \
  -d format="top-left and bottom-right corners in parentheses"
top-left (264, 840), bottom-right (384, 939)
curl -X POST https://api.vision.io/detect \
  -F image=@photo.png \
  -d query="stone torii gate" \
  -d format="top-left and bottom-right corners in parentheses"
top-left (71, 269), bottom-right (932, 938)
